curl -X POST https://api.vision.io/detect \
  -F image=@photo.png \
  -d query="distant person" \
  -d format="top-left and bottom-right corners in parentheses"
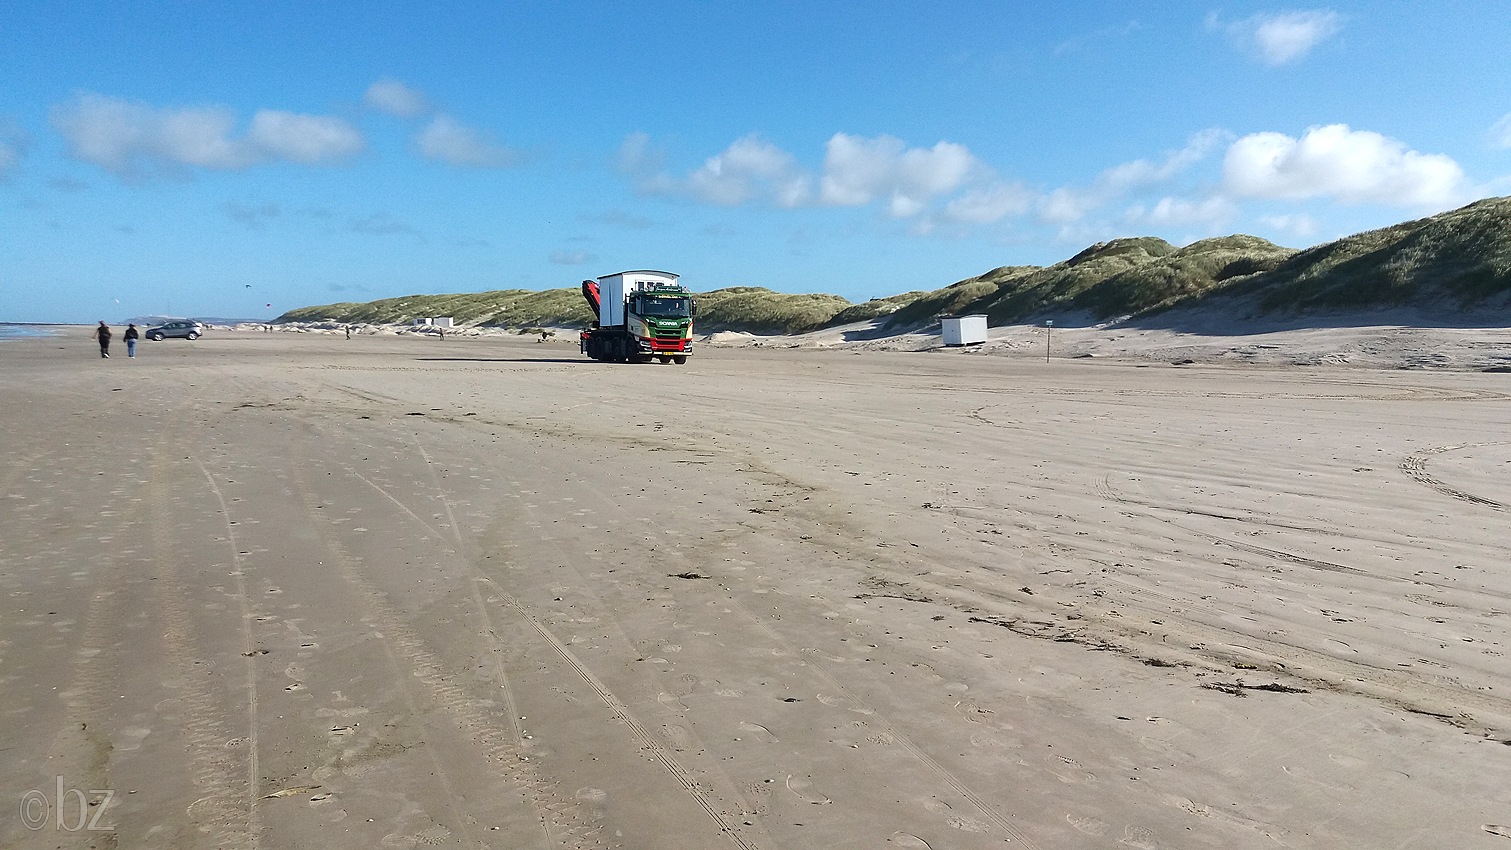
top-left (345, 325), bottom-right (352, 340)
top-left (93, 321), bottom-right (112, 358)
top-left (124, 323), bottom-right (138, 358)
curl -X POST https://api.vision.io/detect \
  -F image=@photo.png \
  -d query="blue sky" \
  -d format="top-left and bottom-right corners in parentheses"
top-left (3, 1), bottom-right (1510, 324)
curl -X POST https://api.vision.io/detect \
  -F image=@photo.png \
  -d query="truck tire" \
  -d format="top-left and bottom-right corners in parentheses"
top-left (673, 355), bottom-right (687, 365)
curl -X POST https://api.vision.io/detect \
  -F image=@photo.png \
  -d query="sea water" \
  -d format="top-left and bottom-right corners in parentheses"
top-left (0, 324), bottom-right (65, 341)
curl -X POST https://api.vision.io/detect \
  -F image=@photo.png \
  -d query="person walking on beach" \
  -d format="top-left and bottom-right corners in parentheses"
top-left (93, 321), bottom-right (112, 358)
top-left (124, 323), bottom-right (139, 357)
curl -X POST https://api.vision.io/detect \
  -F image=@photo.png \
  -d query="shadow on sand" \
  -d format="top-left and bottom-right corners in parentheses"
top-left (413, 356), bottom-right (587, 364)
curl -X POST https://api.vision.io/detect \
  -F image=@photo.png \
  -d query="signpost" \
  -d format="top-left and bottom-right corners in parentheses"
top-left (1045, 320), bottom-right (1053, 363)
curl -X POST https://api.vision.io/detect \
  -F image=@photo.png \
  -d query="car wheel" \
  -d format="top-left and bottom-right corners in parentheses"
top-left (186, 331), bottom-right (199, 340)
top-left (148, 332), bottom-right (163, 341)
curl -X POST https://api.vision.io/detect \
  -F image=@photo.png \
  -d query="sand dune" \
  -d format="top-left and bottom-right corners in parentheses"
top-left (1, 329), bottom-right (1507, 848)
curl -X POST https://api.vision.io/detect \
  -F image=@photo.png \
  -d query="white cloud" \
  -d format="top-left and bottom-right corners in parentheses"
top-left (364, 79), bottom-right (431, 118)
top-left (1490, 112), bottom-right (1511, 149)
top-left (615, 131), bottom-right (663, 175)
top-left (1259, 213), bottom-right (1321, 239)
top-left (248, 110), bottom-right (364, 164)
top-left (819, 133), bottom-right (981, 216)
top-left (1223, 124), bottom-right (1468, 207)
top-left (942, 182), bottom-right (1035, 223)
top-left (1038, 187), bottom-right (1096, 225)
top-left (627, 132), bottom-right (986, 216)
top-left (549, 249), bottom-right (596, 265)
top-left (1124, 195), bottom-right (1238, 229)
top-left (1035, 130), bottom-right (1227, 225)
top-left (50, 93), bottom-right (363, 178)
top-left (683, 134), bottom-right (810, 207)
top-left (1099, 128), bottom-right (1228, 190)
top-left (416, 115), bottom-right (521, 168)
top-left (1215, 10), bottom-right (1343, 66)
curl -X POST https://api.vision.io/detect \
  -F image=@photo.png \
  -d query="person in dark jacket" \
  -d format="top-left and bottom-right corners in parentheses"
top-left (93, 321), bottom-right (112, 358)
top-left (124, 323), bottom-right (139, 357)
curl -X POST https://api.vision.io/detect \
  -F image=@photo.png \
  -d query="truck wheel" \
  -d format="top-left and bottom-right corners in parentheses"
top-left (673, 355), bottom-right (687, 365)
top-left (658, 356), bottom-right (671, 364)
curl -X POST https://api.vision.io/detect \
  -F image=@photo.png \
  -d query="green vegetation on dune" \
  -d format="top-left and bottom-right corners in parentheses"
top-left (693, 288), bottom-right (855, 334)
top-left (1231, 197), bottom-right (1511, 312)
top-left (277, 197), bottom-right (1511, 334)
top-left (1073, 235), bottom-right (1295, 318)
top-left (974, 237), bottom-right (1180, 324)
top-left (278, 285), bottom-right (858, 335)
top-left (880, 269), bottom-right (1035, 329)
top-left (278, 288), bottom-right (594, 326)
top-left (823, 291), bottom-right (933, 327)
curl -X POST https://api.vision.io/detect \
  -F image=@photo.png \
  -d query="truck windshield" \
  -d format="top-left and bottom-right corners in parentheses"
top-left (634, 295), bottom-right (691, 318)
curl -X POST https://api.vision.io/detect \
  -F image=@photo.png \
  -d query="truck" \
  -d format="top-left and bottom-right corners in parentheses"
top-left (578, 270), bottom-right (696, 364)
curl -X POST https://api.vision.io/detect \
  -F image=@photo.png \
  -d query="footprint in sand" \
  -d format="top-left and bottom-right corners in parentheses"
top-left (891, 832), bottom-right (931, 848)
top-left (1120, 825), bottom-right (1164, 848)
top-left (575, 787), bottom-right (607, 820)
top-left (662, 724), bottom-right (693, 751)
top-left (1068, 814), bottom-right (1110, 836)
top-left (817, 692), bottom-right (874, 714)
top-left (1048, 754), bottom-right (1096, 784)
top-left (658, 692), bottom-right (689, 712)
top-left (1484, 824), bottom-right (1511, 838)
top-left (737, 721), bottom-right (779, 743)
top-left (947, 816), bottom-right (990, 832)
top-left (742, 781), bottom-right (773, 815)
top-left (786, 775), bottom-right (830, 805)
top-left (953, 700), bottom-right (994, 722)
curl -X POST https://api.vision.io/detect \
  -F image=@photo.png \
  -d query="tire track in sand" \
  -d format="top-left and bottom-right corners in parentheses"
top-left (194, 457), bottom-right (262, 845)
top-left (516, 457), bottom-right (1031, 850)
top-left (1400, 442), bottom-right (1509, 512)
top-left (147, 442), bottom-right (259, 848)
top-left (397, 439), bottom-right (763, 850)
top-left (292, 444), bottom-right (606, 850)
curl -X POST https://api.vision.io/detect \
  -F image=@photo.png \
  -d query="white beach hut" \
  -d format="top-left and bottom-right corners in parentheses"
top-left (941, 314), bottom-right (988, 346)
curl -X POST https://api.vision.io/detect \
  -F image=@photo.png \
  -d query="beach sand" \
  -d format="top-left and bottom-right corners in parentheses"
top-left (2, 328), bottom-right (1508, 848)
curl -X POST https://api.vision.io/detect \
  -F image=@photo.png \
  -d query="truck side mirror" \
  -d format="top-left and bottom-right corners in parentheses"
top-left (691, 299), bottom-right (698, 316)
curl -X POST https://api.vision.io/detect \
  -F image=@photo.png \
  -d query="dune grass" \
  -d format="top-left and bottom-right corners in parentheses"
top-left (277, 197), bottom-right (1511, 334)
top-left (1236, 197), bottom-right (1511, 311)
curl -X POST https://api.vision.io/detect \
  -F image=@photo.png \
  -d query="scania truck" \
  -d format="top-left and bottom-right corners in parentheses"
top-left (578, 270), bottom-right (696, 364)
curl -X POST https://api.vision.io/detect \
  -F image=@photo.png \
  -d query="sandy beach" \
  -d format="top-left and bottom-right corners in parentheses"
top-left (2, 328), bottom-right (1508, 849)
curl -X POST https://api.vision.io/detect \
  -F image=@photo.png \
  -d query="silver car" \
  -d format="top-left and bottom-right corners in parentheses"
top-left (145, 321), bottom-right (204, 341)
